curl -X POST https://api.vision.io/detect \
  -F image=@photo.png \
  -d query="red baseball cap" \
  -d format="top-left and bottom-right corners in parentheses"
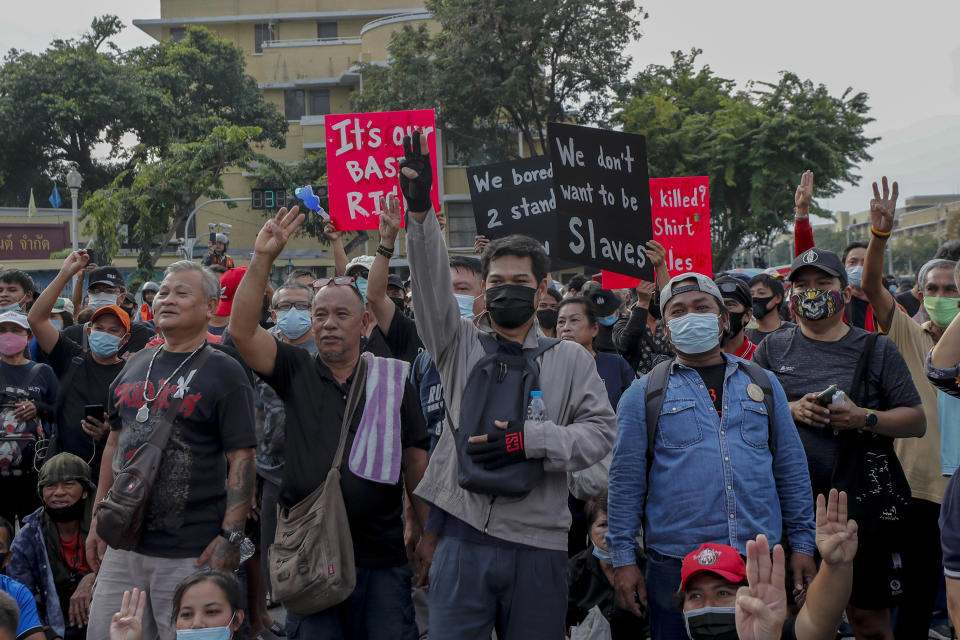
top-left (89, 304), bottom-right (131, 334)
top-left (680, 543), bottom-right (746, 590)
top-left (215, 267), bottom-right (248, 317)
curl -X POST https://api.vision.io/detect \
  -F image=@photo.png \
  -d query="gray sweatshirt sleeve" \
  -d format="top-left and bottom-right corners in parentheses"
top-left (405, 210), bottom-right (462, 362)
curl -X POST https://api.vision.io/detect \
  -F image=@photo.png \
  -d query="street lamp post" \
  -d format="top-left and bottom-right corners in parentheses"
top-left (66, 169), bottom-right (82, 251)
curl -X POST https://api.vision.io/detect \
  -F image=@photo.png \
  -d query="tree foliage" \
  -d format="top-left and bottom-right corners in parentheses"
top-left (354, 0), bottom-right (644, 163)
top-left (247, 153), bottom-right (332, 242)
top-left (615, 49), bottom-right (877, 270)
top-left (83, 126), bottom-right (262, 281)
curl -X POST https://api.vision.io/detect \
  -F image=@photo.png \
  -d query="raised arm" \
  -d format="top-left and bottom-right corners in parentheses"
top-left (230, 207), bottom-right (305, 376)
top-left (71, 264), bottom-right (91, 314)
top-left (28, 250), bottom-right (89, 354)
top-left (646, 240), bottom-right (670, 291)
top-left (794, 170), bottom-right (815, 257)
top-left (324, 221), bottom-right (349, 276)
top-left (367, 195), bottom-right (402, 335)
top-left (862, 176), bottom-right (899, 330)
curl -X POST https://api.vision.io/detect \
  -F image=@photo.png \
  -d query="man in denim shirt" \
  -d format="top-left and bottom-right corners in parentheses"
top-left (607, 273), bottom-right (815, 638)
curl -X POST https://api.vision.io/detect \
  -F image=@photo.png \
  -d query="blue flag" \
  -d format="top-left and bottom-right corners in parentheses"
top-left (48, 185), bottom-right (62, 208)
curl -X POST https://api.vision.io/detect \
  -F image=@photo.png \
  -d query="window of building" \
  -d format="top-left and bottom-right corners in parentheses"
top-left (170, 27), bottom-right (187, 42)
top-left (447, 202), bottom-right (477, 248)
top-left (284, 90), bottom-right (305, 121)
top-left (308, 89), bottom-right (331, 116)
top-left (317, 22), bottom-right (338, 39)
top-left (254, 23), bottom-right (275, 53)
top-left (444, 137), bottom-right (464, 167)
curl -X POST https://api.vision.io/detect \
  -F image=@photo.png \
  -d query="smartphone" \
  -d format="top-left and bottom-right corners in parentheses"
top-left (84, 404), bottom-right (105, 421)
top-left (209, 231), bottom-right (216, 243)
top-left (816, 385), bottom-right (839, 407)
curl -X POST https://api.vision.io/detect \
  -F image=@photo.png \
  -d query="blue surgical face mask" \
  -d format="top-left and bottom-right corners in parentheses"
top-left (175, 616), bottom-right (234, 640)
top-left (846, 266), bottom-right (863, 288)
top-left (667, 312), bottom-right (721, 355)
top-left (276, 309), bottom-right (312, 340)
top-left (598, 313), bottom-right (618, 327)
top-left (50, 317), bottom-right (63, 331)
top-left (592, 545), bottom-right (612, 564)
top-left (355, 277), bottom-right (368, 301)
top-left (88, 330), bottom-right (122, 357)
top-left (454, 293), bottom-right (476, 319)
top-left (0, 297), bottom-right (23, 313)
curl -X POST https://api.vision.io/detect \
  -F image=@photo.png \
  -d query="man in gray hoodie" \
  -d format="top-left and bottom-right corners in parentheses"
top-left (401, 131), bottom-right (617, 638)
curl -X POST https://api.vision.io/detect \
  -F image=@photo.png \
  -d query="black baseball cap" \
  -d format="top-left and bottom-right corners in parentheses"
top-left (589, 289), bottom-right (621, 316)
top-left (714, 276), bottom-right (752, 310)
top-left (87, 266), bottom-right (124, 289)
top-left (387, 274), bottom-right (404, 290)
top-left (788, 248), bottom-right (848, 287)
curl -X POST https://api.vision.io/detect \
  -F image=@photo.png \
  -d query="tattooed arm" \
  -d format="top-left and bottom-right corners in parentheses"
top-left (195, 447), bottom-right (256, 570)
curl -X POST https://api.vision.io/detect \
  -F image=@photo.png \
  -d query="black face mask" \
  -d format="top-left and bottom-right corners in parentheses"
top-left (44, 499), bottom-right (86, 523)
top-left (392, 296), bottom-right (406, 313)
top-left (536, 308), bottom-right (558, 330)
top-left (723, 310), bottom-right (746, 342)
top-left (684, 607), bottom-right (738, 640)
top-left (485, 284), bottom-right (537, 329)
top-left (752, 295), bottom-right (776, 320)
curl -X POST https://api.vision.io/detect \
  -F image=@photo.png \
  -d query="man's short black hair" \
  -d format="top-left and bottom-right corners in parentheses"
top-left (747, 273), bottom-right (784, 299)
top-left (566, 274), bottom-right (588, 293)
top-left (842, 242), bottom-right (869, 265)
top-left (936, 240), bottom-right (960, 262)
top-left (480, 235), bottom-right (549, 283)
top-left (449, 255), bottom-right (482, 277)
top-left (545, 288), bottom-right (562, 303)
top-left (0, 269), bottom-right (35, 295)
top-left (0, 516), bottom-right (13, 546)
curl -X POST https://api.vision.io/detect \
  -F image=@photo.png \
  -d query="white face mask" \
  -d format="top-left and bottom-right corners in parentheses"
top-left (88, 291), bottom-right (118, 311)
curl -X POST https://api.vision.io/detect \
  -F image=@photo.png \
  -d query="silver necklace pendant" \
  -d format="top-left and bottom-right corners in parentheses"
top-left (136, 405), bottom-right (150, 423)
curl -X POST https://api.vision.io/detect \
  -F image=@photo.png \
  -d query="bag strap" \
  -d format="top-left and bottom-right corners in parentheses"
top-left (644, 359), bottom-right (674, 462)
top-left (20, 362), bottom-right (44, 391)
top-left (54, 355), bottom-right (86, 417)
top-left (332, 354), bottom-right (368, 469)
top-left (145, 345), bottom-right (215, 450)
top-left (850, 332), bottom-right (879, 408)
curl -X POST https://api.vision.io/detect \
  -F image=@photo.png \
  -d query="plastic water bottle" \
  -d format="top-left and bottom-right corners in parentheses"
top-left (526, 390), bottom-right (545, 421)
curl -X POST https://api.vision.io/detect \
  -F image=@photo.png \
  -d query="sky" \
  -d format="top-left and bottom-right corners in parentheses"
top-left (2, 0), bottom-right (959, 218)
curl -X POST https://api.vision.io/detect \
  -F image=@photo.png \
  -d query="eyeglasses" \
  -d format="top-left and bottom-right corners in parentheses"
top-left (274, 301), bottom-right (312, 311)
top-left (312, 276), bottom-right (357, 290)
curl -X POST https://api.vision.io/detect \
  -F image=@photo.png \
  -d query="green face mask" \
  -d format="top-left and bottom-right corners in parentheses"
top-left (923, 296), bottom-right (960, 328)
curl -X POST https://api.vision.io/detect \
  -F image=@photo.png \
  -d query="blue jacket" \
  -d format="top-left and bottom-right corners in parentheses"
top-left (607, 354), bottom-right (816, 565)
top-left (7, 508), bottom-right (67, 637)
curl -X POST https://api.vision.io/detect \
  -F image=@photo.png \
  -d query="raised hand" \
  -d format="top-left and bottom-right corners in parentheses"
top-left (254, 206), bottom-right (304, 259)
top-left (736, 535), bottom-right (787, 640)
top-left (474, 235), bottom-right (490, 255)
top-left (795, 170), bottom-right (814, 217)
top-left (645, 240), bottom-right (667, 270)
top-left (817, 489), bottom-right (858, 566)
top-left (870, 176), bottom-right (899, 234)
top-left (323, 220), bottom-right (342, 243)
top-left (398, 130), bottom-right (433, 215)
top-left (379, 194), bottom-right (403, 246)
top-left (636, 281), bottom-right (656, 309)
top-left (110, 588), bottom-right (146, 640)
top-left (436, 210), bottom-right (447, 231)
top-left (61, 250), bottom-right (90, 277)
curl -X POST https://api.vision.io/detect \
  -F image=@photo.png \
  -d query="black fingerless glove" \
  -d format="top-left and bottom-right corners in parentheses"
top-left (398, 130), bottom-right (433, 213)
top-left (465, 422), bottom-right (528, 469)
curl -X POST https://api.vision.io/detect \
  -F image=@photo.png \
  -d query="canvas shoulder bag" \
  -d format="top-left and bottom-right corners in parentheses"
top-left (269, 355), bottom-right (367, 614)
top-left (96, 345), bottom-right (213, 550)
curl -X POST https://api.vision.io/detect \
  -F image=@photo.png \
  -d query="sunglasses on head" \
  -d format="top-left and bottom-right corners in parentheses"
top-left (312, 276), bottom-right (358, 290)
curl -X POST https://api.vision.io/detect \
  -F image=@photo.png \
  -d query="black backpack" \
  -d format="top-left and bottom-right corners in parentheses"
top-left (0, 363), bottom-right (46, 473)
top-left (643, 358), bottom-right (776, 473)
top-left (453, 333), bottom-right (560, 497)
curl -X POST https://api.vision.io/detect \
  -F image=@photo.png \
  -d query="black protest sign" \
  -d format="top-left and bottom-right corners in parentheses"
top-left (548, 123), bottom-right (653, 280)
top-left (467, 156), bottom-right (577, 271)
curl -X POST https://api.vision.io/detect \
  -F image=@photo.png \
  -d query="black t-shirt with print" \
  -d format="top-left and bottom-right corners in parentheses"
top-left (45, 335), bottom-right (125, 475)
top-left (693, 363), bottom-right (725, 418)
top-left (108, 344), bottom-right (256, 558)
top-left (384, 305), bottom-right (422, 365)
top-left (263, 340), bottom-right (430, 568)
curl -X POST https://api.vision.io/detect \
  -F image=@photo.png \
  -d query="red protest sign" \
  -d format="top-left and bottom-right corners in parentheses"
top-left (602, 176), bottom-right (712, 288)
top-left (324, 109), bottom-right (441, 231)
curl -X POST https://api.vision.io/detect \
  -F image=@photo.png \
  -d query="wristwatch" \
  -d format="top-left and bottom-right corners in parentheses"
top-left (220, 529), bottom-right (244, 546)
top-left (862, 409), bottom-right (878, 431)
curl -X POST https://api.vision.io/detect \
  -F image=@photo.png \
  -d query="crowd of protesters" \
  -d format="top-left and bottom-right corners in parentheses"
top-left (0, 135), bottom-right (957, 640)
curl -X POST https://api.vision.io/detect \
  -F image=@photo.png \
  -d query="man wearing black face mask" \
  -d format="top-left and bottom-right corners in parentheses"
top-left (402, 130), bottom-right (616, 638)
top-left (715, 277), bottom-right (756, 360)
top-left (535, 288), bottom-right (562, 338)
top-left (746, 274), bottom-right (794, 344)
top-left (7, 453), bottom-right (95, 640)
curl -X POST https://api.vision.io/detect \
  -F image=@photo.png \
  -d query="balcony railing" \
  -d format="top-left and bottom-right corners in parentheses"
top-left (262, 37), bottom-right (362, 48)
